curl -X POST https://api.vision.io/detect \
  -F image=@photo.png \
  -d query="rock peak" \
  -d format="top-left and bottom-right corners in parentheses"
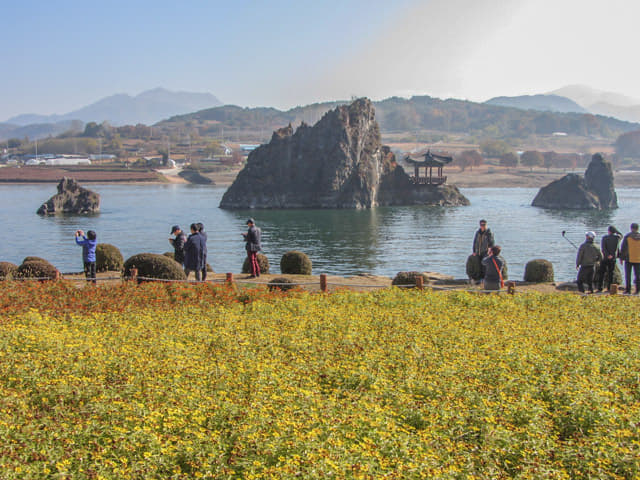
top-left (37, 178), bottom-right (100, 215)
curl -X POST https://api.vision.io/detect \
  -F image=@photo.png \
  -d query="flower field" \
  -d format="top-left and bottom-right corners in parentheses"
top-left (1, 282), bottom-right (640, 479)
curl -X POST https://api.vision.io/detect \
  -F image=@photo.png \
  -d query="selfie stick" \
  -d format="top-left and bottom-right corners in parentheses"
top-left (561, 230), bottom-right (579, 250)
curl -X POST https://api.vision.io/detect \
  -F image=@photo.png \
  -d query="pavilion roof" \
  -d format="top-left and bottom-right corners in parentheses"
top-left (404, 150), bottom-right (453, 167)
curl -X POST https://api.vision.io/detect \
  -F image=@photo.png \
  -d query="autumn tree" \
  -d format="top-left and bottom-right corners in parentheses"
top-left (614, 130), bottom-right (640, 159)
top-left (455, 150), bottom-right (484, 171)
top-left (520, 150), bottom-right (544, 171)
top-left (500, 152), bottom-right (519, 168)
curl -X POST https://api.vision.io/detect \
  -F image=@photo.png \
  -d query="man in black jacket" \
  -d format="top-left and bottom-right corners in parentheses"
top-left (597, 225), bottom-right (621, 292)
top-left (242, 218), bottom-right (262, 278)
top-left (472, 219), bottom-right (495, 279)
top-left (184, 223), bottom-right (205, 281)
top-left (169, 225), bottom-right (187, 266)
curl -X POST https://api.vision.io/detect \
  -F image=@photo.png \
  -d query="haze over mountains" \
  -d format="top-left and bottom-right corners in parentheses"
top-left (5, 88), bottom-right (222, 127)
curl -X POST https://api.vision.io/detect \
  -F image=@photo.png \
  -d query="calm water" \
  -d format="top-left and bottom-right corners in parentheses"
top-left (0, 183), bottom-right (638, 281)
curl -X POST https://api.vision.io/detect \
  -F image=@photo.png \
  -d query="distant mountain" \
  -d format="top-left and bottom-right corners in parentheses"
top-left (7, 88), bottom-right (223, 127)
top-left (485, 94), bottom-right (587, 114)
top-left (550, 85), bottom-right (640, 123)
top-left (158, 95), bottom-right (639, 141)
top-left (0, 120), bottom-right (81, 142)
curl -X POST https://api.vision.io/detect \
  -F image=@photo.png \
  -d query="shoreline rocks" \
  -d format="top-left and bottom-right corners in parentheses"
top-left (37, 177), bottom-right (100, 215)
top-left (532, 153), bottom-right (617, 210)
top-left (220, 98), bottom-right (469, 209)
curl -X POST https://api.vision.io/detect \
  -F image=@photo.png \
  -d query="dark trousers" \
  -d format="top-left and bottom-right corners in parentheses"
top-left (597, 258), bottom-right (616, 290)
top-left (624, 262), bottom-right (640, 293)
top-left (184, 268), bottom-right (202, 282)
top-left (247, 250), bottom-right (260, 276)
top-left (84, 261), bottom-right (96, 283)
top-left (577, 265), bottom-right (595, 293)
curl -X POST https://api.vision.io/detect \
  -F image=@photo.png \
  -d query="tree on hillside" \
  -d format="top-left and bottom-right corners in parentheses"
top-left (614, 130), bottom-right (640, 159)
top-left (500, 152), bottom-right (519, 168)
top-left (520, 150), bottom-right (544, 171)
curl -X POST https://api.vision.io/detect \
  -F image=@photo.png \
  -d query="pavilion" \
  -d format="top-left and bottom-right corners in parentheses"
top-left (404, 150), bottom-right (453, 185)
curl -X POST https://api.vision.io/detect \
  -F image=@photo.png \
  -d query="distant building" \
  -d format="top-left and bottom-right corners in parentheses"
top-left (239, 144), bottom-right (260, 152)
top-left (552, 132), bottom-right (568, 137)
top-left (89, 154), bottom-right (116, 161)
top-left (26, 155), bottom-right (91, 166)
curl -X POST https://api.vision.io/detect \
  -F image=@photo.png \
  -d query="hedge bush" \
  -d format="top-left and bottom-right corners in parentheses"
top-left (524, 259), bottom-right (554, 283)
top-left (95, 244), bottom-right (124, 272)
top-left (391, 271), bottom-right (429, 288)
top-left (242, 253), bottom-right (270, 274)
top-left (280, 251), bottom-right (312, 275)
top-left (466, 255), bottom-right (482, 281)
top-left (15, 260), bottom-right (58, 280)
top-left (165, 251), bottom-right (213, 272)
top-left (0, 262), bottom-right (18, 280)
top-left (268, 277), bottom-right (295, 292)
top-left (22, 256), bottom-right (50, 265)
top-left (123, 253), bottom-right (186, 282)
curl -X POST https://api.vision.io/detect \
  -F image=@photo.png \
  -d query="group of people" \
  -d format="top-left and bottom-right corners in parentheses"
top-left (470, 218), bottom-right (640, 294)
top-left (575, 223), bottom-right (640, 294)
top-left (169, 218), bottom-right (262, 280)
top-left (169, 223), bottom-right (209, 281)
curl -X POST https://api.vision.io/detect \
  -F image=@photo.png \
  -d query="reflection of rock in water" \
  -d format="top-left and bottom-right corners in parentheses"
top-left (220, 98), bottom-right (469, 209)
top-left (532, 154), bottom-right (617, 210)
top-left (37, 177), bottom-right (100, 215)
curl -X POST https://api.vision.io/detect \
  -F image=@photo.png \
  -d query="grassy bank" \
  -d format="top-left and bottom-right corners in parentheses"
top-left (1, 282), bottom-right (639, 478)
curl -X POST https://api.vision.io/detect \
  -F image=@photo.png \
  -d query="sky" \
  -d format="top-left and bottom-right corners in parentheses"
top-left (3, 0), bottom-right (640, 120)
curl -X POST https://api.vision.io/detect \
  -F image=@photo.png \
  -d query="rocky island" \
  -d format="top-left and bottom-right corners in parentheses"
top-left (531, 153), bottom-right (617, 210)
top-left (37, 177), bottom-right (100, 215)
top-left (219, 98), bottom-right (469, 209)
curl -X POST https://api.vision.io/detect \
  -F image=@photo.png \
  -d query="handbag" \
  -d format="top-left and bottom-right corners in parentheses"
top-left (492, 257), bottom-right (504, 288)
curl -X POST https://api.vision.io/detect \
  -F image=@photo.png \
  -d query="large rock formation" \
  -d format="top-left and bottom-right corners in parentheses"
top-left (37, 177), bottom-right (100, 215)
top-left (220, 98), bottom-right (469, 209)
top-left (532, 153), bottom-right (617, 210)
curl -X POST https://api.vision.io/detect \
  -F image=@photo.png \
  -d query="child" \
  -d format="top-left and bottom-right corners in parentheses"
top-left (75, 229), bottom-right (97, 284)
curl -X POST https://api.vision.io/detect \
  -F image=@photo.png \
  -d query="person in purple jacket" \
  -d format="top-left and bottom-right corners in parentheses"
top-left (75, 229), bottom-right (97, 284)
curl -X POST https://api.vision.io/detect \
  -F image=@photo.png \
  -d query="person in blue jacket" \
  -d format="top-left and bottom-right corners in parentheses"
top-left (75, 229), bottom-right (97, 284)
top-left (184, 223), bottom-right (205, 281)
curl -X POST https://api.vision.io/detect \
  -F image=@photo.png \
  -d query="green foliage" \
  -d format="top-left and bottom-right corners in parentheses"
top-left (614, 129), bottom-right (640, 159)
top-left (391, 271), bottom-right (429, 287)
top-left (15, 260), bottom-right (58, 280)
top-left (95, 244), bottom-right (124, 272)
top-left (480, 139), bottom-right (513, 158)
top-left (123, 253), bottom-right (187, 282)
top-left (242, 253), bottom-right (270, 274)
top-left (268, 277), bottom-right (296, 291)
top-left (520, 150), bottom-right (544, 169)
top-left (280, 251), bottom-right (312, 275)
top-left (466, 255), bottom-right (483, 281)
top-left (0, 261), bottom-right (18, 280)
top-left (500, 152), bottom-right (519, 167)
top-left (524, 259), bottom-right (554, 283)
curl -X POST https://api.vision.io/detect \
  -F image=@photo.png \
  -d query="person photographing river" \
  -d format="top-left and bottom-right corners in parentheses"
top-left (242, 218), bottom-right (262, 278)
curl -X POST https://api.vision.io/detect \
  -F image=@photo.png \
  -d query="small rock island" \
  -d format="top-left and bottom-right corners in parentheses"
top-left (37, 177), bottom-right (101, 215)
top-left (219, 98), bottom-right (469, 209)
top-left (532, 153), bottom-right (618, 210)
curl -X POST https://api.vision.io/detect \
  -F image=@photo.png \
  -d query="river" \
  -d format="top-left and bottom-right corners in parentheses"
top-left (0, 184), bottom-right (637, 281)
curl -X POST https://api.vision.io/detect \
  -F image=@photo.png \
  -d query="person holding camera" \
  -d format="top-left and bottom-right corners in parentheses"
top-left (481, 245), bottom-right (505, 291)
top-left (242, 218), bottom-right (262, 278)
top-left (75, 229), bottom-right (97, 284)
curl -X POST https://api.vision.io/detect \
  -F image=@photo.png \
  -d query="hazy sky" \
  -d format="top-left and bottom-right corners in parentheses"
top-left (3, 0), bottom-right (640, 120)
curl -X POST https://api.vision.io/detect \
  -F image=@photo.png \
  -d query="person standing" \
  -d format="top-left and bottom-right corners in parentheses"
top-left (169, 225), bottom-right (186, 266)
top-left (197, 222), bottom-right (208, 281)
top-left (242, 218), bottom-right (262, 278)
top-left (75, 229), bottom-right (97, 284)
top-left (597, 225), bottom-right (622, 292)
top-left (184, 223), bottom-right (205, 281)
top-left (481, 245), bottom-right (505, 291)
top-left (619, 222), bottom-right (640, 294)
top-left (472, 219), bottom-right (495, 279)
top-left (576, 231), bottom-right (602, 294)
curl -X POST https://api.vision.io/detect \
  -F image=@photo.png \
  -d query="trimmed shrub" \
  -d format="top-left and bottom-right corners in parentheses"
top-left (242, 253), bottom-right (270, 274)
top-left (95, 243), bottom-right (124, 272)
top-left (524, 259), bottom-right (554, 283)
top-left (15, 260), bottom-right (58, 280)
top-left (392, 271), bottom-right (429, 287)
top-left (280, 251), bottom-right (312, 275)
top-left (0, 262), bottom-right (18, 280)
top-left (22, 256), bottom-right (50, 264)
top-left (268, 277), bottom-right (295, 292)
top-left (466, 255), bottom-right (482, 281)
top-left (123, 253), bottom-right (186, 282)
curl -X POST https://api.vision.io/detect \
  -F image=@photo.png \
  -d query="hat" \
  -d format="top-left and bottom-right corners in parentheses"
top-left (246, 218), bottom-right (255, 224)
top-left (170, 225), bottom-right (180, 233)
top-left (585, 231), bottom-right (596, 239)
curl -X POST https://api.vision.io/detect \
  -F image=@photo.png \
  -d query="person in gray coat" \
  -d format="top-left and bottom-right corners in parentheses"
top-left (576, 231), bottom-right (603, 293)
